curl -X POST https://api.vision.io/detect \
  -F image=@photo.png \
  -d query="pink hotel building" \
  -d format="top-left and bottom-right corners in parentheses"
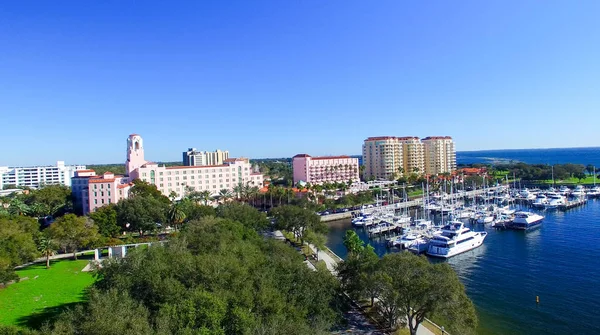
top-left (72, 134), bottom-right (263, 215)
top-left (292, 154), bottom-right (360, 185)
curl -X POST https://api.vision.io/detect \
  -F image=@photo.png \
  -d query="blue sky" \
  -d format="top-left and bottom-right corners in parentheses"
top-left (2, 1), bottom-right (600, 166)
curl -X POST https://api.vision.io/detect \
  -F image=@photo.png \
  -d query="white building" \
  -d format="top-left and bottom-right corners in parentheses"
top-left (183, 148), bottom-right (230, 166)
top-left (0, 161), bottom-right (86, 189)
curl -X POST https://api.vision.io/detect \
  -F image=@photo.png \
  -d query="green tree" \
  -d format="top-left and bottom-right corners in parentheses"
top-left (377, 253), bottom-right (477, 335)
top-left (216, 202), bottom-right (269, 231)
top-left (167, 203), bottom-right (187, 231)
top-left (89, 204), bottom-right (121, 238)
top-left (48, 214), bottom-right (99, 259)
top-left (28, 184), bottom-right (72, 216)
top-left (343, 230), bottom-right (364, 254)
top-left (0, 216), bottom-right (39, 284)
top-left (37, 234), bottom-right (56, 269)
top-left (272, 205), bottom-right (327, 244)
top-left (116, 195), bottom-right (167, 236)
top-left (129, 179), bottom-right (170, 204)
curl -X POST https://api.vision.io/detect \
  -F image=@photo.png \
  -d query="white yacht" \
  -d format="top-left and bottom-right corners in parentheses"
top-left (389, 233), bottom-right (422, 249)
top-left (545, 193), bottom-right (566, 210)
top-left (532, 194), bottom-right (548, 208)
top-left (476, 212), bottom-right (495, 224)
top-left (587, 186), bottom-right (600, 198)
top-left (511, 211), bottom-right (544, 230)
top-left (571, 185), bottom-right (586, 198)
top-left (558, 185), bottom-right (571, 196)
top-left (426, 221), bottom-right (487, 258)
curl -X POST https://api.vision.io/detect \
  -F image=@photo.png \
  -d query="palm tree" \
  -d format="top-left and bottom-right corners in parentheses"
top-left (233, 183), bottom-right (243, 201)
top-left (8, 198), bottom-right (29, 216)
top-left (199, 190), bottom-right (212, 206)
top-left (167, 204), bottom-right (187, 231)
top-left (218, 189), bottom-right (233, 203)
top-left (38, 236), bottom-right (56, 269)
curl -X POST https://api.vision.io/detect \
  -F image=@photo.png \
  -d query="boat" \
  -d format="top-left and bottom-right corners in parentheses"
top-left (476, 212), bottom-right (495, 224)
top-left (532, 194), bottom-right (548, 208)
top-left (587, 185), bottom-right (600, 198)
top-left (511, 211), bottom-right (544, 230)
top-left (426, 221), bottom-right (488, 258)
top-left (558, 185), bottom-right (571, 196)
top-left (571, 185), bottom-right (586, 198)
top-left (545, 193), bottom-right (566, 210)
top-left (368, 221), bottom-right (397, 235)
top-left (407, 236), bottom-right (430, 254)
top-left (389, 233), bottom-right (422, 249)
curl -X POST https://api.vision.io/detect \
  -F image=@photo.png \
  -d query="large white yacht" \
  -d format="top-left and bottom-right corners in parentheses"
top-left (558, 185), bottom-right (571, 196)
top-left (426, 221), bottom-right (487, 258)
top-left (545, 192), bottom-right (566, 210)
top-left (511, 211), bottom-right (544, 230)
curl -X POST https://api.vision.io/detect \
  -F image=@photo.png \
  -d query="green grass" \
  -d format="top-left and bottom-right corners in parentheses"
top-left (539, 176), bottom-right (598, 185)
top-left (0, 259), bottom-right (95, 328)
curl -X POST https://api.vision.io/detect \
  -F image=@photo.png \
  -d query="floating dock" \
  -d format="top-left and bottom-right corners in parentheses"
top-left (559, 198), bottom-right (587, 210)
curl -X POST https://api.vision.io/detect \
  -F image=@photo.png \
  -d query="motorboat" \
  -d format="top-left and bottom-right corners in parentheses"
top-left (389, 233), bottom-right (422, 249)
top-left (368, 221), bottom-right (397, 234)
top-left (511, 211), bottom-right (544, 230)
top-left (587, 186), bottom-right (600, 198)
top-left (476, 212), bottom-right (495, 224)
top-left (571, 185), bottom-right (586, 198)
top-left (545, 193), bottom-right (566, 210)
top-left (532, 194), bottom-right (548, 208)
top-left (407, 236), bottom-right (430, 254)
top-left (558, 185), bottom-right (571, 196)
top-left (426, 221), bottom-right (487, 258)
top-left (393, 214), bottom-right (412, 224)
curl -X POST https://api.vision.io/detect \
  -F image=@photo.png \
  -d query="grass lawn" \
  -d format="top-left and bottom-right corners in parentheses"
top-left (539, 176), bottom-right (597, 185)
top-left (0, 259), bottom-right (95, 328)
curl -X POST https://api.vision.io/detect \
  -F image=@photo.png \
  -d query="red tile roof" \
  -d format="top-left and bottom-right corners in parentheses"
top-left (76, 169), bottom-right (95, 173)
top-left (293, 154), bottom-right (311, 158)
top-left (89, 178), bottom-right (115, 183)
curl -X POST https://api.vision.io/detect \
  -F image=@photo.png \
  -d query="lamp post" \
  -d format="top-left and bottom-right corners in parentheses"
top-left (441, 326), bottom-right (445, 335)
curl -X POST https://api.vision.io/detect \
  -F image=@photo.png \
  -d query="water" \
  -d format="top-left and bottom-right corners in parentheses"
top-left (457, 147), bottom-right (600, 167)
top-left (325, 200), bottom-right (600, 335)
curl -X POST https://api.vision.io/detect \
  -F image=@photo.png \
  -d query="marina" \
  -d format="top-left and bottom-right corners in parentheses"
top-left (326, 194), bottom-right (600, 335)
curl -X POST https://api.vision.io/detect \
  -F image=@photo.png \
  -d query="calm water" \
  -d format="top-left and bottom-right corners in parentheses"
top-left (326, 199), bottom-right (600, 335)
top-left (457, 147), bottom-right (600, 167)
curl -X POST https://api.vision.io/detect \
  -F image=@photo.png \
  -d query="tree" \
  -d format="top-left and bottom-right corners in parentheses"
top-left (377, 253), bottom-right (477, 335)
top-left (216, 202), bottom-right (269, 231)
top-left (28, 184), bottom-right (72, 216)
top-left (167, 203), bottom-right (187, 231)
top-left (89, 204), bottom-right (121, 238)
top-left (0, 216), bottom-right (39, 284)
top-left (343, 230), bottom-right (364, 254)
top-left (586, 164), bottom-right (596, 175)
top-left (129, 179), bottom-right (170, 205)
top-left (218, 189), bottom-right (233, 203)
top-left (48, 214), bottom-right (99, 259)
top-left (116, 195), bottom-right (167, 236)
top-left (271, 205), bottom-right (327, 244)
top-left (199, 190), bottom-right (212, 206)
top-left (38, 234), bottom-right (56, 269)
top-left (574, 171), bottom-right (586, 182)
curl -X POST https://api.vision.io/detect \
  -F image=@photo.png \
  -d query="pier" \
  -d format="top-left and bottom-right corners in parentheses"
top-left (559, 197), bottom-right (587, 210)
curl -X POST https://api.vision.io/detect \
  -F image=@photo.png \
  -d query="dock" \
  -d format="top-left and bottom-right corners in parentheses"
top-left (559, 198), bottom-right (587, 210)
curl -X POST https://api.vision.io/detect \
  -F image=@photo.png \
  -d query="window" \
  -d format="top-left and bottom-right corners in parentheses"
top-left (108, 199), bottom-right (111, 204)
top-left (94, 199), bottom-right (97, 204)
top-left (175, 177), bottom-right (179, 180)
top-left (101, 199), bottom-right (104, 204)
top-left (108, 191), bottom-right (111, 196)
top-left (160, 172), bottom-right (163, 175)
top-left (168, 183), bottom-right (172, 186)
top-left (101, 191), bottom-right (104, 196)
top-left (94, 192), bottom-right (97, 197)
top-left (94, 184), bottom-right (97, 189)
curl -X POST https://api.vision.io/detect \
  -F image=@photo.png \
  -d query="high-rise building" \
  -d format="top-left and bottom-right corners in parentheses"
top-left (0, 161), bottom-right (86, 189)
top-left (422, 136), bottom-right (456, 175)
top-left (362, 136), bottom-right (455, 180)
top-left (292, 154), bottom-right (360, 185)
top-left (397, 137), bottom-right (425, 175)
top-left (362, 137), bottom-right (403, 180)
top-left (183, 148), bottom-right (229, 166)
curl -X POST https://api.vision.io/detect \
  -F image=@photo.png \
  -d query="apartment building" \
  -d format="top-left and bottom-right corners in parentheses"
top-left (292, 154), bottom-right (360, 185)
top-left (362, 136), bottom-right (455, 180)
top-left (422, 136), bottom-right (456, 175)
top-left (183, 148), bottom-right (229, 166)
top-left (362, 137), bottom-right (403, 180)
top-left (397, 137), bottom-right (425, 174)
top-left (0, 161), bottom-right (86, 189)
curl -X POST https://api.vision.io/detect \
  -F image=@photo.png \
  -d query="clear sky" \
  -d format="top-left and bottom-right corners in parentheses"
top-left (2, 1), bottom-right (600, 166)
